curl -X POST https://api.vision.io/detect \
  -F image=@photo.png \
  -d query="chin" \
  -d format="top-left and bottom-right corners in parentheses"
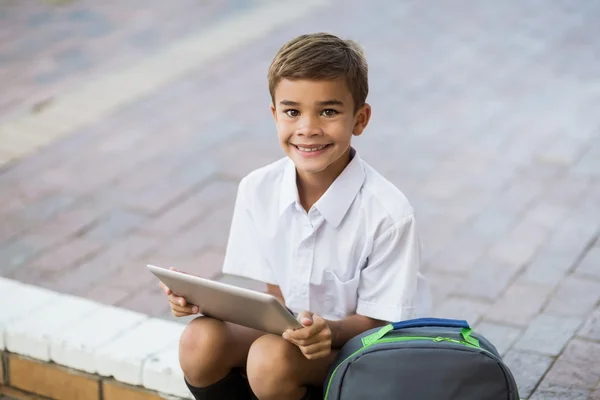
top-left (293, 160), bottom-right (330, 174)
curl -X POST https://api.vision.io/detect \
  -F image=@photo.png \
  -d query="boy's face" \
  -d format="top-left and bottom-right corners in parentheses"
top-left (270, 78), bottom-right (371, 181)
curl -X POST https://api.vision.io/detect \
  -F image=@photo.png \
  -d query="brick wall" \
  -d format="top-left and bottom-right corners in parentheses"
top-left (0, 351), bottom-right (168, 400)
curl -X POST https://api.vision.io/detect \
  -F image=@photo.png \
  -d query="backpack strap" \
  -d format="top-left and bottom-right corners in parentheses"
top-left (361, 318), bottom-right (471, 347)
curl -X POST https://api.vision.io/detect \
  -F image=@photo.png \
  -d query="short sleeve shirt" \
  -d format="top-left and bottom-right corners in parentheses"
top-left (222, 149), bottom-right (431, 322)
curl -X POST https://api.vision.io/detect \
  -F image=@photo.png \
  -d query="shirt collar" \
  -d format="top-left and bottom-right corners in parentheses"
top-left (278, 148), bottom-right (366, 227)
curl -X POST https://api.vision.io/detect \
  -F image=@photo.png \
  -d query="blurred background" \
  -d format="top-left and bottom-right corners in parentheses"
top-left (0, 0), bottom-right (599, 398)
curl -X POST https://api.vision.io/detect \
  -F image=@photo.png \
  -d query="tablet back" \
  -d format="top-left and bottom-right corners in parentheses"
top-left (147, 264), bottom-right (301, 334)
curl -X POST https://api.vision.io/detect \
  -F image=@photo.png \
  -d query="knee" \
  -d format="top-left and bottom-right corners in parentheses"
top-left (247, 335), bottom-right (297, 398)
top-left (178, 317), bottom-right (229, 383)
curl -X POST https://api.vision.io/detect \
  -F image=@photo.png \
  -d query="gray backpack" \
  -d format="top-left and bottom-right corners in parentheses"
top-left (323, 318), bottom-right (520, 399)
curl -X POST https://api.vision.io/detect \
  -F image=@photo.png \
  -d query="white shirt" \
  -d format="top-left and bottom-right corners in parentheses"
top-left (222, 149), bottom-right (431, 322)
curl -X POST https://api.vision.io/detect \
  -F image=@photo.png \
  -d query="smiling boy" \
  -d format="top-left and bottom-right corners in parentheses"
top-left (160, 32), bottom-right (430, 399)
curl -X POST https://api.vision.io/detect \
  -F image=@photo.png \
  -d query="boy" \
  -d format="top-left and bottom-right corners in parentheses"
top-left (160, 32), bottom-right (430, 399)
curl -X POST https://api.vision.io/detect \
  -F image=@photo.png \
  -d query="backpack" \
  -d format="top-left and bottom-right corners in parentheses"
top-left (323, 317), bottom-right (520, 400)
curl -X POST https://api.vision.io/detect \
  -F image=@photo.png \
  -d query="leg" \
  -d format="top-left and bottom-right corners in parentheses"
top-left (179, 316), bottom-right (264, 398)
top-left (246, 334), bottom-right (338, 400)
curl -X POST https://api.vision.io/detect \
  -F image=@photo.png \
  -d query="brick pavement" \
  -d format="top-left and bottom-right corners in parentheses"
top-left (0, 0), bottom-right (272, 121)
top-left (1, 0), bottom-right (600, 398)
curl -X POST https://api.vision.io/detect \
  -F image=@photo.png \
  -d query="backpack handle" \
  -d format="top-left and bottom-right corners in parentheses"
top-left (361, 318), bottom-right (471, 347)
top-left (391, 317), bottom-right (470, 330)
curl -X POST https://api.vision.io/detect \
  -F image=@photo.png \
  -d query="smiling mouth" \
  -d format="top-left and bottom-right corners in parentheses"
top-left (293, 144), bottom-right (332, 152)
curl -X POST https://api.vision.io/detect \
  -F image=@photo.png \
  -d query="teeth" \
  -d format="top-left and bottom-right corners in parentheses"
top-left (297, 145), bottom-right (327, 152)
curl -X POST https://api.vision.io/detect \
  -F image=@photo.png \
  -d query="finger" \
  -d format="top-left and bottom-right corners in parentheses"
top-left (284, 331), bottom-right (311, 347)
top-left (300, 342), bottom-right (331, 360)
top-left (290, 318), bottom-right (325, 341)
top-left (169, 295), bottom-right (187, 307)
top-left (292, 328), bottom-right (332, 346)
top-left (171, 303), bottom-right (199, 314)
top-left (158, 281), bottom-right (171, 295)
top-left (172, 310), bottom-right (195, 317)
top-left (168, 296), bottom-right (198, 313)
top-left (301, 340), bottom-right (331, 355)
top-left (170, 266), bottom-right (190, 275)
top-left (303, 348), bottom-right (332, 360)
top-left (296, 311), bottom-right (314, 327)
top-left (287, 326), bottom-right (311, 342)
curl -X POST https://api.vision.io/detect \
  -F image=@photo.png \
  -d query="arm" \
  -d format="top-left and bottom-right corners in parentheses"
top-left (327, 314), bottom-right (388, 348)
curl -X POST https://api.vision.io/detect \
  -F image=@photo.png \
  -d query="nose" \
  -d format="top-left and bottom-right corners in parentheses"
top-left (294, 115), bottom-right (323, 137)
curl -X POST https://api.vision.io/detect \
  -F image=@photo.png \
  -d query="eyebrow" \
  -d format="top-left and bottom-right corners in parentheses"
top-left (279, 99), bottom-right (345, 107)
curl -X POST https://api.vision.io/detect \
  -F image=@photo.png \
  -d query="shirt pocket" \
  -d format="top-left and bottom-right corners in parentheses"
top-left (319, 269), bottom-right (360, 318)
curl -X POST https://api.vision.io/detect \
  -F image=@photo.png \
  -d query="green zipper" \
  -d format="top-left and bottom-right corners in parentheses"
top-left (324, 334), bottom-right (491, 399)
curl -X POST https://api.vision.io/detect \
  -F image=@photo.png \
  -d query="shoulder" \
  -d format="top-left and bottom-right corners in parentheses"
top-left (359, 160), bottom-right (415, 232)
top-left (237, 156), bottom-right (288, 204)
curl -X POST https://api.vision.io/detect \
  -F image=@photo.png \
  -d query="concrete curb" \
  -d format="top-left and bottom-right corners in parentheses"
top-left (0, 276), bottom-right (191, 399)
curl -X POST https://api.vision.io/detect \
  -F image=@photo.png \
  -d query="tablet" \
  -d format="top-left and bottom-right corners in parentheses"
top-left (147, 264), bottom-right (302, 335)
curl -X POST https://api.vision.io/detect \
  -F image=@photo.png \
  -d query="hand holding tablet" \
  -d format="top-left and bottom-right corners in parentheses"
top-left (148, 264), bottom-right (302, 335)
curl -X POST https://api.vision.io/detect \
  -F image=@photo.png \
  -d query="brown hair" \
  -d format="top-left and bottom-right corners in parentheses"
top-left (268, 32), bottom-right (369, 112)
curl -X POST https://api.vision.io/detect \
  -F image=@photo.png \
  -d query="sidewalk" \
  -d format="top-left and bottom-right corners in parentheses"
top-left (1, 0), bottom-right (600, 398)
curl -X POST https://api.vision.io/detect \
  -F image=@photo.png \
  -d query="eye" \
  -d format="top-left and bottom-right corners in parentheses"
top-left (321, 109), bottom-right (338, 117)
top-left (285, 109), bottom-right (299, 117)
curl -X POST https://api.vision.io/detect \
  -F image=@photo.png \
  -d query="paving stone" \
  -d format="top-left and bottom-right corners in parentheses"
top-left (513, 314), bottom-right (582, 356)
top-left (573, 246), bottom-right (600, 280)
top-left (19, 195), bottom-right (76, 221)
top-left (457, 258), bottom-right (521, 301)
top-left (0, 240), bottom-right (39, 274)
top-left (84, 285), bottom-right (130, 307)
top-left (546, 213), bottom-right (599, 252)
top-left (486, 222), bottom-right (549, 270)
top-left (167, 154), bottom-right (219, 188)
top-left (139, 179), bottom-right (237, 236)
top-left (421, 271), bottom-right (463, 308)
top-left (426, 231), bottom-right (490, 275)
top-left (174, 203), bottom-right (235, 251)
top-left (543, 339), bottom-right (600, 389)
top-left (530, 382), bottom-right (590, 400)
top-left (466, 209), bottom-right (518, 243)
top-left (432, 296), bottom-right (491, 326)
top-left (522, 247), bottom-right (582, 287)
top-left (544, 276), bottom-right (600, 318)
top-left (487, 178), bottom-right (546, 218)
top-left (487, 280), bottom-right (554, 326)
top-left (117, 283), bottom-right (171, 318)
top-left (502, 349), bottom-right (554, 399)
top-left (0, 213), bottom-right (31, 244)
top-left (474, 322), bottom-right (522, 356)
top-left (24, 236), bottom-right (105, 276)
top-left (118, 178), bottom-right (203, 216)
top-left (578, 306), bottom-right (600, 341)
top-left (83, 208), bottom-right (147, 242)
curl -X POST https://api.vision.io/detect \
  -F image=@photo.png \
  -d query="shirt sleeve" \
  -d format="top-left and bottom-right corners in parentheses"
top-left (221, 178), bottom-right (277, 285)
top-left (356, 214), bottom-right (421, 322)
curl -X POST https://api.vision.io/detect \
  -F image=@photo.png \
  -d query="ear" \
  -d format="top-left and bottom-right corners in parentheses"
top-left (352, 103), bottom-right (371, 137)
top-left (270, 102), bottom-right (277, 122)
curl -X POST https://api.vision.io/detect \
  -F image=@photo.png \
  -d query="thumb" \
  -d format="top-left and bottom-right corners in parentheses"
top-left (297, 311), bottom-right (314, 326)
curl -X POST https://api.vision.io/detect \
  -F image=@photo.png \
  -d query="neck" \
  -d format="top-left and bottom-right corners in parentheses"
top-left (296, 147), bottom-right (352, 211)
